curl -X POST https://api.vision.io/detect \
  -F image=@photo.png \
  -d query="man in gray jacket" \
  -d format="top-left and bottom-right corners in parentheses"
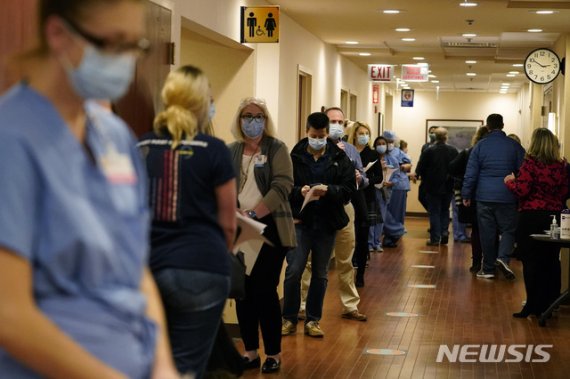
top-left (462, 114), bottom-right (525, 280)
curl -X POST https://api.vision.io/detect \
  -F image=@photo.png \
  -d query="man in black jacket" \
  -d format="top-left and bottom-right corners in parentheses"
top-left (416, 127), bottom-right (458, 245)
top-left (282, 112), bottom-right (355, 338)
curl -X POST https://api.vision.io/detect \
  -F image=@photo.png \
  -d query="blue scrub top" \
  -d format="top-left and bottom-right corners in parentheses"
top-left (387, 148), bottom-right (412, 191)
top-left (0, 84), bottom-right (156, 378)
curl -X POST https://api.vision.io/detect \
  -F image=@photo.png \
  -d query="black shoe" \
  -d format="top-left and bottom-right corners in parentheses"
top-left (355, 276), bottom-right (364, 287)
top-left (242, 356), bottom-right (261, 370)
top-left (469, 264), bottom-right (481, 274)
top-left (261, 357), bottom-right (281, 373)
top-left (513, 307), bottom-right (532, 318)
top-left (495, 259), bottom-right (516, 280)
top-left (426, 240), bottom-right (440, 246)
top-left (440, 236), bottom-right (448, 245)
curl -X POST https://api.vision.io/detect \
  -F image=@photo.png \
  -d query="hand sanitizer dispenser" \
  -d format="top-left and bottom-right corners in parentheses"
top-left (550, 215), bottom-right (559, 239)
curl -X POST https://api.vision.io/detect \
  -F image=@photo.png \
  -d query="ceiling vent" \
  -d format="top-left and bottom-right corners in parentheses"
top-left (441, 41), bottom-right (498, 48)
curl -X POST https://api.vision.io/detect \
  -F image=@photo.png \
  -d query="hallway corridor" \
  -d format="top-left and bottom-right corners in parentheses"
top-left (239, 217), bottom-right (570, 379)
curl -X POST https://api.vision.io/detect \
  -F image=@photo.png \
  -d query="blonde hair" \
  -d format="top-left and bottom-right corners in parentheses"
top-left (471, 125), bottom-right (489, 146)
top-left (527, 127), bottom-right (561, 164)
top-left (230, 97), bottom-right (277, 141)
top-left (348, 121), bottom-right (372, 147)
top-left (154, 65), bottom-right (210, 149)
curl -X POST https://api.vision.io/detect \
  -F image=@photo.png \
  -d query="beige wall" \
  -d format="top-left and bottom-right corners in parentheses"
top-left (391, 91), bottom-right (521, 213)
top-left (179, 28), bottom-right (255, 143)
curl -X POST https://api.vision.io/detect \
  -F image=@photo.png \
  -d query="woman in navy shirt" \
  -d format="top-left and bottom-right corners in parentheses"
top-left (139, 65), bottom-right (237, 379)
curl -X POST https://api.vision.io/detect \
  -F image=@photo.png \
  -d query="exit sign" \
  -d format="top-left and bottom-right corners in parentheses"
top-left (368, 64), bottom-right (394, 82)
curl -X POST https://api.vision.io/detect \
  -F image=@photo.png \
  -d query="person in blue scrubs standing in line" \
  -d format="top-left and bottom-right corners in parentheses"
top-left (0, 1), bottom-right (181, 378)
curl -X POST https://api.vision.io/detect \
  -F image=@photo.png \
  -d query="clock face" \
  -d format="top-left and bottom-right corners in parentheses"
top-left (524, 48), bottom-right (561, 84)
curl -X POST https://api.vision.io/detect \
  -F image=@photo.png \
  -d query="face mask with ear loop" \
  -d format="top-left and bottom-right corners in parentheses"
top-left (61, 43), bottom-right (137, 101)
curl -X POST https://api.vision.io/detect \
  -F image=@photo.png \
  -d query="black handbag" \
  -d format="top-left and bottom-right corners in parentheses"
top-left (228, 251), bottom-right (246, 300)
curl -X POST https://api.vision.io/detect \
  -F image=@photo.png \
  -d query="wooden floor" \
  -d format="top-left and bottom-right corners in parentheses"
top-left (237, 217), bottom-right (570, 379)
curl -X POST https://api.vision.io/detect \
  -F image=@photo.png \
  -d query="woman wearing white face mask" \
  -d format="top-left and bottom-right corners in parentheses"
top-left (348, 122), bottom-right (382, 286)
top-left (227, 98), bottom-right (296, 373)
top-left (0, 1), bottom-right (180, 378)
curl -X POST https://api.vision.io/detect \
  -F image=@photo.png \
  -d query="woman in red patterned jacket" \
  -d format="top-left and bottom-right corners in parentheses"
top-left (504, 128), bottom-right (568, 319)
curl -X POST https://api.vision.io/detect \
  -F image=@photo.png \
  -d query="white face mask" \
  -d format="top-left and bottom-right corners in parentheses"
top-left (308, 137), bottom-right (327, 151)
top-left (387, 143), bottom-right (395, 152)
top-left (357, 134), bottom-right (370, 146)
top-left (62, 45), bottom-right (136, 100)
top-left (329, 124), bottom-right (344, 140)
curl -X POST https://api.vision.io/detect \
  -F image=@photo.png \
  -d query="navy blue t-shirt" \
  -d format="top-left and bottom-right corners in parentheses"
top-left (138, 132), bottom-right (235, 275)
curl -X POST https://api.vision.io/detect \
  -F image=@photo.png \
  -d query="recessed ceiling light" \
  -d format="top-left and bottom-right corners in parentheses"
top-left (383, 9), bottom-right (400, 14)
top-left (506, 74), bottom-right (516, 77)
top-left (431, 80), bottom-right (440, 83)
top-left (413, 57), bottom-right (425, 60)
top-left (395, 28), bottom-right (411, 32)
top-left (465, 60), bottom-right (477, 64)
top-left (535, 10), bottom-right (555, 15)
top-left (358, 52), bottom-right (371, 56)
top-left (462, 33), bottom-right (477, 38)
top-left (501, 83), bottom-right (510, 86)
top-left (345, 41), bottom-right (359, 45)
top-left (528, 29), bottom-right (543, 33)
top-left (459, 1), bottom-right (478, 7)
top-left (428, 74), bottom-right (437, 78)
top-left (508, 71), bottom-right (520, 75)
top-left (401, 38), bottom-right (416, 42)
top-left (466, 72), bottom-right (477, 76)
top-left (512, 63), bottom-right (524, 67)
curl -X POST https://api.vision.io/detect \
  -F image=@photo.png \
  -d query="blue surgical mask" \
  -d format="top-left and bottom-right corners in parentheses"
top-left (63, 45), bottom-right (136, 100)
top-left (357, 134), bottom-right (370, 146)
top-left (376, 145), bottom-right (387, 154)
top-left (241, 118), bottom-right (265, 138)
top-left (209, 102), bottom-right (216, 120)
top-left (329, 124), bottom-right (344, 140)
top-left (387, 143), bottom-right (395, 152)
top-left (308, 137), bottom-right (327, 151)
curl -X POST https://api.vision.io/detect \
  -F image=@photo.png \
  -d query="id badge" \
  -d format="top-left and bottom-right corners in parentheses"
top-left (254, 154), bottom-right (267, 167)
top-left (100, 147), bottom-right (137, 184)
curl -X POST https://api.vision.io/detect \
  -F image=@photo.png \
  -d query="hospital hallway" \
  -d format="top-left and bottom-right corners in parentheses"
top-left (237, 217), bottom-right (570, 379)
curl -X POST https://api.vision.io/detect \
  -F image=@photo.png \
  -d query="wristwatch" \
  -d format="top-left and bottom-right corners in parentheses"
top-left (246, 210), bottom-right (258, 219)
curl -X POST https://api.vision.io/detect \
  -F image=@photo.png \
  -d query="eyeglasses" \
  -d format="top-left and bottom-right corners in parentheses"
top-left (63, 17), bottom-right (150, 55)
top-left (330, 120), bottom-right (344, 126)
top-left (241, 114), bottom-right (266, 122)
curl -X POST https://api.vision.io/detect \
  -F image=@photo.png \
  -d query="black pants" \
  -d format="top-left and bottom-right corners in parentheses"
top-left (516, 210), bottom-right (561, 314)
top-left (236, 242), bottom-right (288, 355)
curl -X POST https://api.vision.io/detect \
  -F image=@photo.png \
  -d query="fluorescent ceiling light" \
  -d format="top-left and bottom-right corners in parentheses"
top-left (508, 71), bottom-right (520, 75)
top-left (462, 33), bottom-right (477, 38)
top-left (401, 38), bottom-right (416, 42)
top-left (512, 63), bottom-right (523, 67)
top-left (465, 60), bottom-right (477, 64)
top-left (459, 1), bottom-right (478, 7)
top-left (506, 74), bottom-right (516, 77)
top-left (345, 41), bottom-right (359, 45)
top-left (431, 80), bottom-right (440, 83)
top-left (395, 28), bottom-right (411, 32)
top-left (413, 57), bottom-right (424, 60)
top-left (359, 52), bottom-right (371, 56)
top-left (466, 72), bottom-right (477, 76)
top-left (428, 74), bottom-right (436, 78)
top-left (535, 10), bottom-right (555, 15)
top-left (528, 29), bottom-right (543, 33)
top-left (501, 83), bottom-right (510, 86)
top-left (383, 9), bottom-right (400, 14)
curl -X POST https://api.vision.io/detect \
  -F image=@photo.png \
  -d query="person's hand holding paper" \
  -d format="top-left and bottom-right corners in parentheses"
top-left (300, 183), bottom-right (327, 211)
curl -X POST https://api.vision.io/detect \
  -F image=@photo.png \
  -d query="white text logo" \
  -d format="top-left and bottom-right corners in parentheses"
top-left (436, 344), bottom-right (552, 363)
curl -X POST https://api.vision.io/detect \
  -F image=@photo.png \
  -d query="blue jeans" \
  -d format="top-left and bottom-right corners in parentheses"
top-left (154, 269), bottom-right (230, 379)
top-left (283, 224), bottom-right (336, 323)
top-left (477, 201), bottom-right (518, 273)
top-left (426, 192), bottom-right (453, 242)
top-left (451, 199), bottom-right (469, 241)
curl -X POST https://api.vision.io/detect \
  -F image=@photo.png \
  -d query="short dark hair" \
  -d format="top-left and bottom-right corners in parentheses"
top-left (486, 113), bottom-right (504, 130)
top-left (306, 112), bottom-right (329, 131)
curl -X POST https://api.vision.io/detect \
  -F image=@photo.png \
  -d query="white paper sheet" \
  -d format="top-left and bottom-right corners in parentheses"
top-left (374, 167), bottom-right (397, 189)
top-left (300, 184), bottom-right (327, 211)
top-left (233, 212), bottom-right (272, 274)
top-left (363, 160), bottom-right (377, 172)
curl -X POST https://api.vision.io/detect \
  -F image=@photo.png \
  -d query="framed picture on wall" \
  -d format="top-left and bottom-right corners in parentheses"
top-left (425, 119), bottom-right (484, 151)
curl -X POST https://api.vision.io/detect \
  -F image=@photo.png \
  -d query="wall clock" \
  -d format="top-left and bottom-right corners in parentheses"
top-left (524, 48), bottom-right (561, 84)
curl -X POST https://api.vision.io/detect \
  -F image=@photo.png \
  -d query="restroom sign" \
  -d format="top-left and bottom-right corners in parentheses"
top-left (241, 6), bottom-right (279, 43)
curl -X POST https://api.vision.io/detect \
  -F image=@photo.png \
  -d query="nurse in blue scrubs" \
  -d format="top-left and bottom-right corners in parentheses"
top-left (0, 1), bottom-right (180, 378)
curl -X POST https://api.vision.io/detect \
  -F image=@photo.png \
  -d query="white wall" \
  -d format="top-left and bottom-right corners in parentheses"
top-left (392, 91), bottom-right (520, 213)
